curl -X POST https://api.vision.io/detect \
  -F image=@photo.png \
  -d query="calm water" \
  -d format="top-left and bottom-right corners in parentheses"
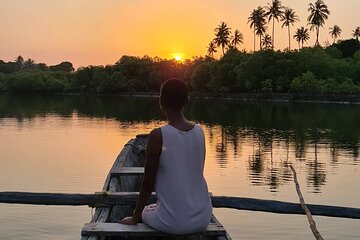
top-left (0, 94), bottom-right (360, 239)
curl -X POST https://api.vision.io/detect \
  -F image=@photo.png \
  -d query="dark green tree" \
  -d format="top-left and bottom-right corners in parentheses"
top-left (308, 0), bottom-right (330, 46)
top-left (281, 8), bottom-right (299, 51)
top-left (50, 62), bottom-right (74, 72)
top-left (213, 22), bottom-right (231, 56)
top-left (352, 27), bottom-right (360, 41)
top-left (294, 27), bottom-right (311, 49)
top-left (191, 63), bottom-right (211, 90)
top-left (265, 0), bottom-right (284, 50)
top-left (262, 34), bottom-right (273, 50)
top-left (248, 9), bottom-right (259, 52)
top-left (329, 25), bottom-right (342, 44)
top-left (230, 30), bottom-right (244, 50)
top-left (207, 41), bottom-right (217, 58)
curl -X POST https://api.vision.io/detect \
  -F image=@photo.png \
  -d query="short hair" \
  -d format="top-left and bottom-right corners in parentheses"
top-left (160, 78), bottom-right (188, 110)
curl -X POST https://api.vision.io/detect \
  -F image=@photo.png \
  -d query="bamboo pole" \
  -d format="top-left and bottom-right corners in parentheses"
top-left (290, 165), bottom-right (324, 240)
top-left (1, 191), bottom-right (360, 220)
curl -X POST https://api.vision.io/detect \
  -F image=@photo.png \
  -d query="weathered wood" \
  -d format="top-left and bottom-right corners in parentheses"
top-left (111, 167), bottom-right (145, 177)
top-left (108, 138), bottom-right (146, 222)
top-left (210, 196), bottom-right (360, 219)
top-left (81, 223), bottom-right (226, 237)
top-left (81, 138), bottom-right (136, 240)
top-left (291, 166), bottom-right (324, 240)
top-left (210, 215), bottom-right (232, 240)
top-left (1, 192), bottom-right (360, 220)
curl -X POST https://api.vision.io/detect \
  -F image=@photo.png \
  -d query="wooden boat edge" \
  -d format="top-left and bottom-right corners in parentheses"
top-left (81, 135), bottom-right (231, 239)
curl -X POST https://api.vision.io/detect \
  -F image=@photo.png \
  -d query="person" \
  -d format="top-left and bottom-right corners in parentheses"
top-left (119, 78), bottom-right (212, 234)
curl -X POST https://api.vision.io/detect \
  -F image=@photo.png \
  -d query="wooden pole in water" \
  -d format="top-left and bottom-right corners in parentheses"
top-left (290, 165), bottom-right (324, 240)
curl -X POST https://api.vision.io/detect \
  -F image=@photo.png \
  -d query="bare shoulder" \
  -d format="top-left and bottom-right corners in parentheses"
top-left (149, 128), bottom-right (162, 141)
top-left (148, 128), bottom-right (162, 152)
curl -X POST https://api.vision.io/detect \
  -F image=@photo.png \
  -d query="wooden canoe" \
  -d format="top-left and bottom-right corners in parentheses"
top-left (80, 134), bottom-right (232, 240)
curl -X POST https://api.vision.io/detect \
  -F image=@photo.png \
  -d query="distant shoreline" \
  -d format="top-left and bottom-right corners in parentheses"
top-left (123, 92), bottom-right (360, 104)
top-left (3, 92), bottom-right (360, 105)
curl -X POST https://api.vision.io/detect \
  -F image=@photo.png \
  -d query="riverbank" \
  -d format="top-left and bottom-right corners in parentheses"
top-left (3, 91), bottom-right (360, 104)
top-left (61, 92), bottom-right (360, 104)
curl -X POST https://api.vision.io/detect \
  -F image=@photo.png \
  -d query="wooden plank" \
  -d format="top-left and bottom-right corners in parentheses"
top-left (2, 192), bottom-right (360, 220)
top-left (81, 223), bottom-right (226, 237)
top-left (111, 167), bottom-right (145, 177)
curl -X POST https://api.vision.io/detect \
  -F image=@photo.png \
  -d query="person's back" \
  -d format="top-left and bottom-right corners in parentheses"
top-left (120, 78), bottom-right (212, 235)
top-left (151, 124), bottom-right (212, 234)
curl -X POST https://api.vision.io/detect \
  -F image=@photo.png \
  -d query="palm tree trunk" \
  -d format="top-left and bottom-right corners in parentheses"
top-left (288, 26), bottom-right (291, 51)
top-left (272, 19), bottom-right (275, 50)
top-left (260, 35), bottom-right (262, 50)
top-left (222, 44), bottom-right (225, 56)
top-left (316, 26), bottom-right (320, 46)
top-left (254, 30), bottom-right (256, 52)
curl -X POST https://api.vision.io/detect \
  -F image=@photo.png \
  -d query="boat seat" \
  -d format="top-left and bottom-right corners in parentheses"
top-left (111, 167), bottom-right (145, 177)
top-left (81, 222), bottom-right (226, 237)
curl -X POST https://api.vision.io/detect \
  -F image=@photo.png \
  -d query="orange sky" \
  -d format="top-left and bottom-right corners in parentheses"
top-left (0, 0), bottom-right (359, 68)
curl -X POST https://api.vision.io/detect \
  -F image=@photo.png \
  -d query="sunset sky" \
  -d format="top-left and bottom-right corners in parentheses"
top-left (1, 0), bottom-right (359, 68)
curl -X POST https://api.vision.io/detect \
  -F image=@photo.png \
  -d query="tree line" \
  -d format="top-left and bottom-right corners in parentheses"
top-left (208, 0), bottom-right (360, 54)
top-left (0, 40), bottom-right (359, 95)
top-left (0, 0), bottom-right (359, 96)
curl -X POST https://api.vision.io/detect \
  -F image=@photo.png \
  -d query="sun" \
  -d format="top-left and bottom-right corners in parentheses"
top-left (172, 53), bottom-right (184, 62)
top-left (175, 55), bottom-right (182, 61)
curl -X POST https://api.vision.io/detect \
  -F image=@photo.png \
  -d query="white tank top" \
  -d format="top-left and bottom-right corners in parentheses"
top-left (154, 124), bottom-right (212, 234)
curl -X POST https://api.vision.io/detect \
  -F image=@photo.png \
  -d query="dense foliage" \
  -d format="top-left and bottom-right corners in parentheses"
top-left (0, 39), bottom-right (359, 95)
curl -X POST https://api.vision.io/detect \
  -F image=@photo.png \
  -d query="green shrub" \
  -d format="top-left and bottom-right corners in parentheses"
top-left (290, 71), bottom-right (321, 93)
top-left (191, 63), bottom-right (210, 90)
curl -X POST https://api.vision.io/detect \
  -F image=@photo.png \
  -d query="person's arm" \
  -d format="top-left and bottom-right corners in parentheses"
top-left (119, 128), bottom-right (162, 224)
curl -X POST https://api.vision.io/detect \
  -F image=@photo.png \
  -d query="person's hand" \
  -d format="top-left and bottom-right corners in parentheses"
top-left (119, 216), bottom-right (139, 225)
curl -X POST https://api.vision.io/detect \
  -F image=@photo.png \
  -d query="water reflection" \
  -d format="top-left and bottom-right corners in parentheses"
top-left (1, 94), bottom-right (359, 193)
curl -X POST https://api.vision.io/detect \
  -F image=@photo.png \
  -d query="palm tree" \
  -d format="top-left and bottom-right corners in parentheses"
top-left (213, 22), bottom-right (231, 56)
top-left (262, 34), bottom-right (273, 50)
top-left (231, 29), bottom-right (244, 49)
top-left (281, 8), bottom-right (299, 51)
top-left (294, 28), bottom-right (302, 49)
top-left (352, 27), bottom-right (360, 41)
top-left (265, 0), bottom-right (284, 50)
top-left (248, 7), bottom-right (267, 51)
top-left (308, 0), bottom-right (330, 46)
top-left (294, 27), bottom-right (310, 49)
top-left (329, 25), bottom-right (342, 44)
top-left (256, 20), bottom-right (268, 50)
top-left (207, 41), bottom-right (217, 58)
top-left (248, 9), bottom-right (258, 52)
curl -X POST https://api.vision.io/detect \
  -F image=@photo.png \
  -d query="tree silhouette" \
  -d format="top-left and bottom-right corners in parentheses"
top-left (281, 8), bottom-right (299, 51)
top-left (265, 0), bottom-right (284, 50)
top-left (231, 29), bottom-right (244, 50)
top-left (15, 56), bottom-right (24, 69)
top-left (213, 22), bottom-right (231, 56)
top-left (308, 0), bottom-right (330, 46)
top-left (262, 34), bottom-right (273, 50)
top-left (294, 27), bottom-right (310, 49)
top-left (352, 27), bottom-right (360, 41)
top-left (257, 7), bottom-right (268, 51)
top-left (329, 25), bottom-right (342, 44)
top-left (248, 9), bottom-right (258, 52)
top-left (207, 41), bottom-right (217, 58)
top-left (248, 7), bottom-right (267, 51)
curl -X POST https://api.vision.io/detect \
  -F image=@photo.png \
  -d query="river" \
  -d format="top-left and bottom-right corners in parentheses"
top-left (0, 94), bottom-right (359, 239)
